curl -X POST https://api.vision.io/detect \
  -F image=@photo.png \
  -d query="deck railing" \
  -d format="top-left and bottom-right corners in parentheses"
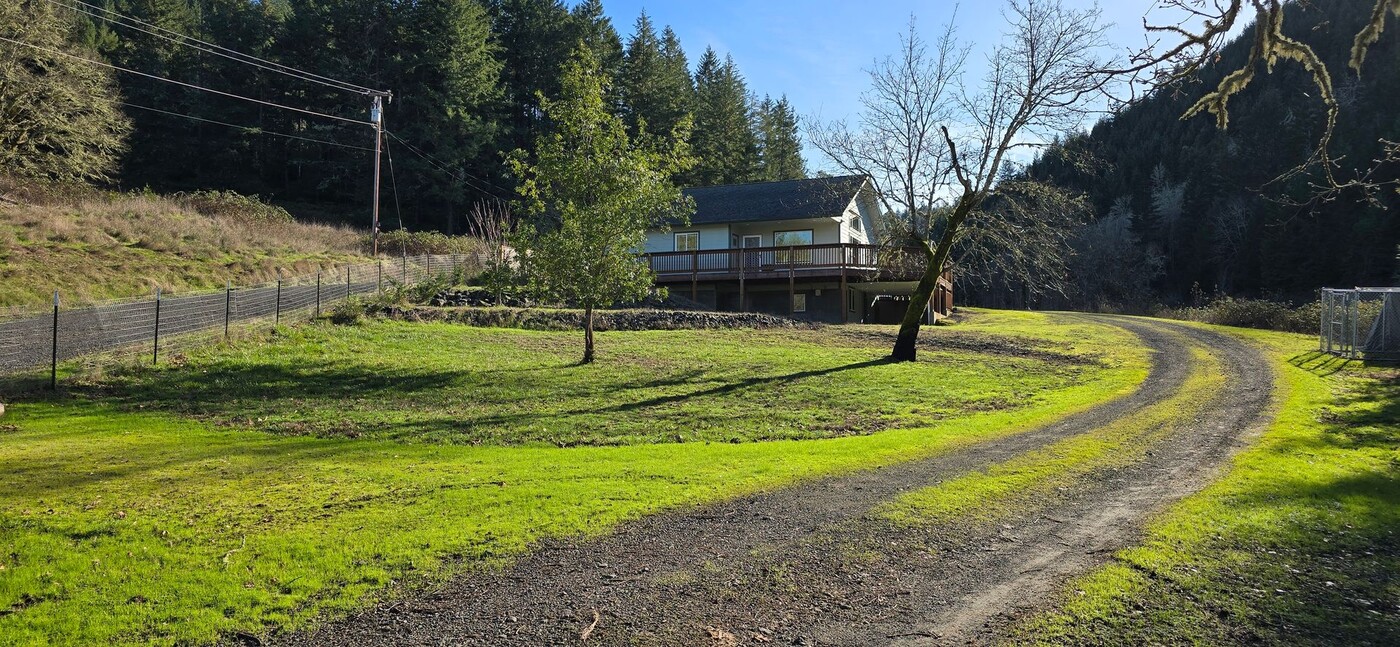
top-left (644, 243), bottom-right (922, 280)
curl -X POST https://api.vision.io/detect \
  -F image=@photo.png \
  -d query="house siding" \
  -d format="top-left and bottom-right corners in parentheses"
top-left (644, 224), bottom-right (730, 253)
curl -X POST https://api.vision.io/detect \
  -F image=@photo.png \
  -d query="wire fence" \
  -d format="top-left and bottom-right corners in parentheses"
top-left (1319, 287), bottom-right (1400, 360)
top-left (0, 254), bottom-right (480, 384)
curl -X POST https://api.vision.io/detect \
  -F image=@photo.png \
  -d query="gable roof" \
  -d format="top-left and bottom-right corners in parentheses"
top-left (681, 175), bottom-right (869, 225)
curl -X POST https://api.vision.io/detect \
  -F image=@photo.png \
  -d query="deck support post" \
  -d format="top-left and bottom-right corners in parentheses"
top-left (738, 248), bottom-right (746, 312)
top-left (840, 266), bottom-right (848, 324)
top-left (691, 249), bottom-right (699, 302)
top-left (788, 247), bottom-right (796, 316)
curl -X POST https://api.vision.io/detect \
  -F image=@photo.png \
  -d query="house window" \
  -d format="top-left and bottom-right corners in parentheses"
top-left (793, 293), bottom-right (807, 313)
top-left (849, 215), bottom-right (862, 233)
top-left (848, 288), bottom-right (857, 312)
top-left (675, 231), bottom-right (699, 252)
top-left (773, 229), bottom-right (813, 264)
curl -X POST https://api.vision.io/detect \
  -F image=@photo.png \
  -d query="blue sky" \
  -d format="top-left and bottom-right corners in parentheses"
top-left (569, 1), bottom-right (1225, 171)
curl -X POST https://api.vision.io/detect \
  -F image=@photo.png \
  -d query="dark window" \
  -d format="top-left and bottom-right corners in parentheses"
top-left (773, 229), bottom-right (813, 263)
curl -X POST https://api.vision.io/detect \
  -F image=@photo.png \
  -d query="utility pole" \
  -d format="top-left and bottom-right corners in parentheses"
top-left (370, 92), bottom-right (392, 257)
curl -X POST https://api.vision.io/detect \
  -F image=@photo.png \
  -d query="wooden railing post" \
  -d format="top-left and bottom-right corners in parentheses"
top-left (691, 249), bottom-right (699, 301)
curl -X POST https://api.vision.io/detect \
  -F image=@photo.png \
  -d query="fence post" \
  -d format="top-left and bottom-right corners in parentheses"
top-left (224, 280), bottom-right (232, 339)
top-left (346, 266), bottom-right (351, 299)
top-left (50, 291), bottom-right (59, 390)
top-left (402, 255), bottom-right (408, 283)
top-left (316, 272), bottom-right (322, 317)
top-left (426, 255), bottom-right (432, 279)
top-left (377, 260), bottom-right (383, 293)
top-left (152, 287), bottom-right (161, 365)
top-left (275, 280), bottom-right (282, 326)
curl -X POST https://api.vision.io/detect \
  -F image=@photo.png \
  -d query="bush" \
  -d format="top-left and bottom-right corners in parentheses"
top-left (372, 229), bottom-right (487, 256)
top-left (1156, 296), bottom-right (1327, 333)
top-left (328, 297), bottom-right (368, 325)
top-left (175, 190), bottom-right (295, 225)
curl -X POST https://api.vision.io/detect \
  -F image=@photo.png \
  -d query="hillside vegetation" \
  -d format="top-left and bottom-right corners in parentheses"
top-left (993, 0), bottom-right (1400, 309)
top-left (0, 179), bottom-right (367, 309)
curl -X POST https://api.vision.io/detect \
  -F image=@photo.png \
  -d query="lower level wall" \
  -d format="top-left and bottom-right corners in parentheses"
top-left (665, 280), bottom-right (865, 323)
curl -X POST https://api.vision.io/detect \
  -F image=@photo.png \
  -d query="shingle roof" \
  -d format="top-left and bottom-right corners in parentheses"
top-left (680, 175), bottom-right (869, 225)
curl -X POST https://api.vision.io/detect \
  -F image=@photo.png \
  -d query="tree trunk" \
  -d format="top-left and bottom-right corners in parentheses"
top-left (890, 195), bottom-right (974, 362)
top-left (582, 305), bottom-right (595, 364)
top-left (890, 245), bottom-right (939, 362)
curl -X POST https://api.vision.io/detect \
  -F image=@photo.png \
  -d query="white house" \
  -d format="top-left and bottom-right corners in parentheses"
top-left (642, 175), bottom-right (952, 323)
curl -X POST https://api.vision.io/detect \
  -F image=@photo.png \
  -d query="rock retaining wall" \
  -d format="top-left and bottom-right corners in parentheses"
top-left (385, 305), bottom-right (814, 332)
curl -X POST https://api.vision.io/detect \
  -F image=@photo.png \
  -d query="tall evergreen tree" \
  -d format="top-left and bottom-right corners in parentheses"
top-left (486, 0), bottom-right (575, 156)
top-left (1, 1), bottom-right (131, 182)
top-left (568, 0), bottom-right (622, 82)
top-left (390, 0), bottom-right (503, 231)
top-left (755, 94), bottom-right (805, 181)
top-left (101, 0), bottom-right (204, 186)
top-left (688, 48), bottom-right (758, 186)
top-left (619, 12), bottom-right (692, 143)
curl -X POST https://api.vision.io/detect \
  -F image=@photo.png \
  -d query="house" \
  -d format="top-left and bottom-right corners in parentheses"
top-left (642, 174), bottom-right (953, 323)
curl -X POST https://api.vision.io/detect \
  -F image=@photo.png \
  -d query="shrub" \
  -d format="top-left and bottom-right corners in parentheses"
top-left (175, 190), bottom-right (295, 225)
top-left (327, 297), bottom-right (368, 325)
top-left (372, 229), bottom-right (487, 256)
top-left (1156, 296), bottom-right (1337, 333)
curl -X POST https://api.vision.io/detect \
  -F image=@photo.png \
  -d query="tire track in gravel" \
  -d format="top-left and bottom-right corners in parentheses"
top-left (272, 315), bottom-right (1273, 647)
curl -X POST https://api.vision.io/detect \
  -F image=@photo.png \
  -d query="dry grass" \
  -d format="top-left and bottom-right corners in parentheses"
top-left (0, 178), bottom-right (370, 309)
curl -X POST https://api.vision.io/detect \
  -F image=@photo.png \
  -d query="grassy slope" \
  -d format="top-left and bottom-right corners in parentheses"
top-left (0, 192), bottom-right (366, 309)
top-left (1009, 326), bottom-right (1399, 645)
top-left (0, 311), bottom-right (1147, 645)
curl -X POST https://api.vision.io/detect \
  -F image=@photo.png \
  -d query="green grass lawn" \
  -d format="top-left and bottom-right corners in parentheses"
top-left (0, 311), bottom-right (1147, 645)
top-left (82, 316), bottom-right (1108, 447)
top-left (1009, 326), bottom-right (1399, 646)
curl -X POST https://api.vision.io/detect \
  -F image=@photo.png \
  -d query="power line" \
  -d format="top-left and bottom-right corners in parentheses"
top-left (384, 130), bottom-right (513, 198)
top-left (384, 138), bottom-right (409, 258)
top-left (0, 34), bottom-right (371, 127)
top-left (45, 0), bottom-right (383, 96)
top-left (119, 102), bottom-right (375, 152)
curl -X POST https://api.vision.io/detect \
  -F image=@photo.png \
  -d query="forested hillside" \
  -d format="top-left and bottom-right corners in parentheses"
top-left (1020, 0), bottom-right (1399, 306)
top-left (2, 0), bottom-right (804, 232)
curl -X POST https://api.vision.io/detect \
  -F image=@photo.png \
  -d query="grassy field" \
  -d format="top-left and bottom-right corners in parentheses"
top-left (83, 318), bottom-right (1109, 446)
top-left (0, 311), bottom-right (1146, 645)
top-left (1010, 327), bottom-right (1399, 645)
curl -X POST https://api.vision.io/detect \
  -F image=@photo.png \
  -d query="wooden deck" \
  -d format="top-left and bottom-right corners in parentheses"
top-left (644, 243), bottom-right (923, 284)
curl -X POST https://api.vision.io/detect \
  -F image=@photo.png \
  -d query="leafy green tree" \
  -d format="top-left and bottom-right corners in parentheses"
top-left (509, 45), bottom-right (694, 363)
top-left (0, 1), bottom-right (131, 182)
top-left (688, 48), bottom-right (758, 186)
top-left (755, 94), bottom-right (805, 181)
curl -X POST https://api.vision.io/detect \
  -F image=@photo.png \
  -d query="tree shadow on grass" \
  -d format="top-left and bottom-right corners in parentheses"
top-left (44, 350), bottom-right (892, 445)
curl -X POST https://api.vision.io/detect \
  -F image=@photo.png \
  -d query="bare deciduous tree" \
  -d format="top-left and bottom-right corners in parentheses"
top-left (468, 199), bottom-right (515, 305)
top-left (813, 0), bottom-right (1112, 361)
